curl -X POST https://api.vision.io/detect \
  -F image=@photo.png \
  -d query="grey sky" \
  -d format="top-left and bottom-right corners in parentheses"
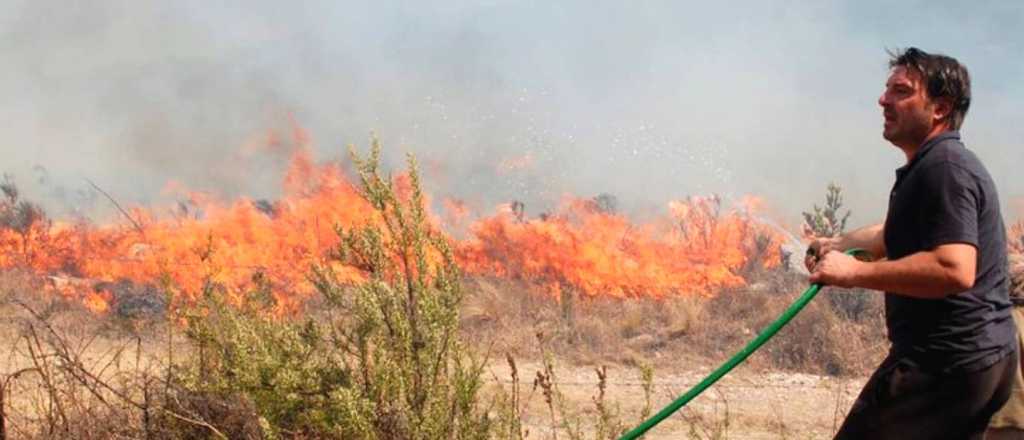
top-left (1, 1), bottom-right (1022, 227)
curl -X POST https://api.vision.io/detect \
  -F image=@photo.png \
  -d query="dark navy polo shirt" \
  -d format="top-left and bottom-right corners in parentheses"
top-left (883, 131), bottom-right (1015, 373)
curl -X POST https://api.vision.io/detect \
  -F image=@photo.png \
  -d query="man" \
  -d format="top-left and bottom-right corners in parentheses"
top-left (806, 47), bottom-right (1018, 440)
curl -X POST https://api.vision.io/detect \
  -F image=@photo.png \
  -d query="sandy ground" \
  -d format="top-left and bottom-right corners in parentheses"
top-left (486, 360), bottom-right (866, 439)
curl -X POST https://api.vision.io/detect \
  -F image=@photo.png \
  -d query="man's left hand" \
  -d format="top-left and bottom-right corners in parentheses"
top-left (809, 250), bottom-right (863, 287)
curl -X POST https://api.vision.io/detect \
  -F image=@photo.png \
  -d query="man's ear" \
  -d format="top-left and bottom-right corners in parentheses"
top-left (932, 97), bottom-right (954, 126)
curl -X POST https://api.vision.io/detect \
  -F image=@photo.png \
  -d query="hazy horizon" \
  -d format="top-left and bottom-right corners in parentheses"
top-left (2, 1), bottom-right (1022, 229)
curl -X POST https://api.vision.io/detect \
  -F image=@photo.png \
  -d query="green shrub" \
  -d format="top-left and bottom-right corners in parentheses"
top-left (175, 138), bottom-right (495, 439)
top-left (177, 285), bottom-right (352, 438)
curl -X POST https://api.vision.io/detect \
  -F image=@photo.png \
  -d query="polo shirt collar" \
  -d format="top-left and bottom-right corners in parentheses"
top-left (895, 131), bottom-right (960, 177)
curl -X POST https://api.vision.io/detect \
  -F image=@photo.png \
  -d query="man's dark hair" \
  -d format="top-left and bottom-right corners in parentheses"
top-left (888, 47), bottom-right (972, 130)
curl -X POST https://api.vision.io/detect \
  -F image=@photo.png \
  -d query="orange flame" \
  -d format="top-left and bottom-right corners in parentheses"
top-left (0, 129), bottom-right (785, 314)
top-left (459, 195), bottom-right (780, 299)
top-left (83, 289), bottom-right (113, 314)
top-left (442, 198), bottom-right (471, 229)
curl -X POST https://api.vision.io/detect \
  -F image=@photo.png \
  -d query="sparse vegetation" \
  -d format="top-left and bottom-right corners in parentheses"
top-left (461, 274), bottom-right (885, 378)
top-left (0, 255), bottom-right (884, 439)
top-left (801, 182), bottom-right (851, 239)
top-left (802, 182), bottom-right (880, 324)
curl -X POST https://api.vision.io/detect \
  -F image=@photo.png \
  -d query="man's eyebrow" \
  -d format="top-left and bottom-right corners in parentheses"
top-left (886, 79), bottom-right (914, 89)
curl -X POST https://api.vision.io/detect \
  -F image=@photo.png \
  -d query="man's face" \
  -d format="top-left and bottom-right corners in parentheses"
top-left (878, 66), bottom-right (941, 148)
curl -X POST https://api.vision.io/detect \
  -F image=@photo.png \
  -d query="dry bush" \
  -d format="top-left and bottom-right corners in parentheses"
top-left (765, 292), bottom-right (886, 375)
top-left (461, 268), bottom-right (886, 377)
top-left (460, 277), bottom-right (557, 359)
top-left (686, 283), bottom-right (885, 375)
top-left (0, 273), bottom-right (221, 440)
top-left (157, 388), bottom-right (265, 439)
top-left (1009, 221), bottom-right (1024, 255)
top-left (1010, 253), bottom-right (1024, 298)
top-left (460, 278), bottom-right (709, 368)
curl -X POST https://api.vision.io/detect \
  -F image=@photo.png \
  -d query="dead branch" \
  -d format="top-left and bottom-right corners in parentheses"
top-left (13, 299), bottom-right (230, 439)
top-left (85, 178), bottom-right (146, 236)
top-left (1, 367), bottom-right (40, 440)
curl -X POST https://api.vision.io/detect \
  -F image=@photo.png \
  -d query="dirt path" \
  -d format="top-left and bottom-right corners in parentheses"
top-left (486, 360), bottom-right (866, 439)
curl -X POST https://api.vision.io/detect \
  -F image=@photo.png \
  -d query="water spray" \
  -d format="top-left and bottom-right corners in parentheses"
top-left (618, 248), bottom-right (867, 440)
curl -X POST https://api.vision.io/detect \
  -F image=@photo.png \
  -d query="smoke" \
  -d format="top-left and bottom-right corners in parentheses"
top-left (1, 1), bottom-right (1022, 226)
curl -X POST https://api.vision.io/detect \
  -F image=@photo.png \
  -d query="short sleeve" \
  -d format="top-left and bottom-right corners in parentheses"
top-left (919, 162), bottom-right (980, 250)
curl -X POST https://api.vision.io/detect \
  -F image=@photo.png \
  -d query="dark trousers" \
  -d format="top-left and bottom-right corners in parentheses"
top-left (834, 348), bottom-right (1019, 440)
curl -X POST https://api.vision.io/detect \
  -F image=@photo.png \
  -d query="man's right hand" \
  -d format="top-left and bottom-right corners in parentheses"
top-left (805, 236), bottom-right (842, 271)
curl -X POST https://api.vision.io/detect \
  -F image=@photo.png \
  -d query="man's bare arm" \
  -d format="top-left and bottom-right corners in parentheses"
top-left (834, 223), bottom-right (886, 259)
top-left (810, 243), bottom-right (977, 298)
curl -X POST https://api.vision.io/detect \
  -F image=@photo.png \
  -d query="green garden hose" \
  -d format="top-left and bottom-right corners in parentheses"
top-left (618, 249), bottom-right (866, 440)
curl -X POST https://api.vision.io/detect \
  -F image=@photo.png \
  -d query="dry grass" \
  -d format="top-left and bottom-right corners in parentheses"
top-left (0, 265), bottom-right (893, 438)
top-left (461, 270), bottom-right (887, 377)
top-left (0, 274), bottom-right (173, 439)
